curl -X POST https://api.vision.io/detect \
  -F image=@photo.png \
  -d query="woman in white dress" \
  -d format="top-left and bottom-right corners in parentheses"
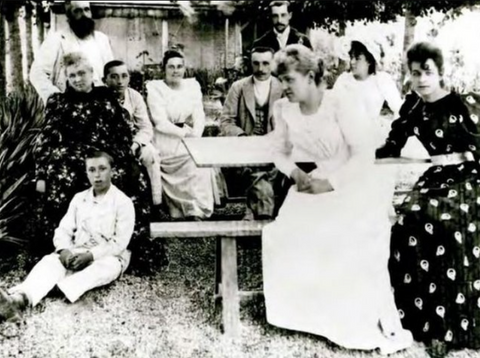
top-left (333, 39), bottom-right (402, 147)
top-left (262, 44), bottom-right (413, 354)
top-left (146, 49), bottom-right (215, 220)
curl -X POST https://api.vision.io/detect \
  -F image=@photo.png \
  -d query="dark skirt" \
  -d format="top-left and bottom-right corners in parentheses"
top-left (390, 161), bottom-right (480, 348)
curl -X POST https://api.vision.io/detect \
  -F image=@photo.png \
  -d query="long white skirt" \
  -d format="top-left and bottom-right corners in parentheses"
top-left (262, 166), bottom-right (412, 353)
top-left (156, 133), bottom-right (215, 219)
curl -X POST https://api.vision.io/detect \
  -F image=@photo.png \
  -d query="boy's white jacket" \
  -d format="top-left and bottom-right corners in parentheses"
top-left (53, 185), bottom-right (135, 269)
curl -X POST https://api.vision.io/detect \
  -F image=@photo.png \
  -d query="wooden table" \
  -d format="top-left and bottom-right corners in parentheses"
top-left (182, 136), bottom-right (432, 168)
top-left (182, 136), bottom-right (280, 168)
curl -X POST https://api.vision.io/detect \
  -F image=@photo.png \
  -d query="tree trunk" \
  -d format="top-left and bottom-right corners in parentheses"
top-left (335, 21), bottom-right (348, 83)
top-left (401, 9), bottom-right (417, 94)
top-left (25, 4), bottom-right (34, 72)
top-left (0, 17), bottom-right (6, 101)
top-left (6, 5), bottom-right (24, 93)
top-left (35, 3), bottom-right (45, 44)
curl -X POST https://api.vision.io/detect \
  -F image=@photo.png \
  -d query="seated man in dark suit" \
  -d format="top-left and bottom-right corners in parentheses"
top-left (220, 47), bottom-right (285, 220)
top-left (253, 1), bottom-right (312, 52)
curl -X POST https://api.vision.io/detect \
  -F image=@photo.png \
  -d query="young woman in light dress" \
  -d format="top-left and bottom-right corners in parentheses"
top-left (146, 49), bottom-right (218, 220)
top-left (262, 44), bottom-right (413, 355)
top-left (333, 39), bottom-right (402, 147)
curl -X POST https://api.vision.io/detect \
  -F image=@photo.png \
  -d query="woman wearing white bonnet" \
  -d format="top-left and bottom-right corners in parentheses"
top-left (332, 37), bottom-right (402, 147)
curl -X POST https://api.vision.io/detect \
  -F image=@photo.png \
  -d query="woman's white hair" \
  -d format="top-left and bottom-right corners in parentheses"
top-left (62, 52), bottom-right (94, 73)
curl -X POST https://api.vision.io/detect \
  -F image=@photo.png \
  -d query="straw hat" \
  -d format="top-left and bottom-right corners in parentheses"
top-left (333, 35), bottom-right (384, 63)
top-left (351, 37), bottom-right (383, 63)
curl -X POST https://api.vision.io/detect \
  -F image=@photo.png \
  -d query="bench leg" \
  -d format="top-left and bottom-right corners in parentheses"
top-left (221, 237), bottom-right (240, 337)
top-left (214, 237), bottom-right (222, 301)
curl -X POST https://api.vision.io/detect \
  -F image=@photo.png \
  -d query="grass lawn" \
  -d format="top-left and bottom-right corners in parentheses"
top-left (0, 238), bottom-right (430, 358)
top-left (1, 164), bottom-right (479, 358)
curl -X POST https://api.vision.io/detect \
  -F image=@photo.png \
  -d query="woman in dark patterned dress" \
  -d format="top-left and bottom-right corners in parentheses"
top-left (377, 42), bottom-right (480, 356)
top-left (34, 52), bottom-right (165, 273)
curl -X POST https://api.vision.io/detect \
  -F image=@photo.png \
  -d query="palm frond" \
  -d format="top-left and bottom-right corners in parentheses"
top-left (0, 89), bottom-right (45, 248)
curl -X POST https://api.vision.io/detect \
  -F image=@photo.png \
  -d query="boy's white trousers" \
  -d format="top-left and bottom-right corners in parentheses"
top-left (10, 253), bottom-right (123, 306)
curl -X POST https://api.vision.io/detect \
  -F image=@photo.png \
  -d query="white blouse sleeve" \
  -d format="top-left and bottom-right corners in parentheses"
top-left (189, 79), bottom-right (206, 137)
top-left (327, 93), bottom-right (376, 190)
top-left (271, 100), bottom-right (298, 176)
top-left (146, 81), bottom-right (187, 138)
top-left (378, 72), bottom-right (402, 118)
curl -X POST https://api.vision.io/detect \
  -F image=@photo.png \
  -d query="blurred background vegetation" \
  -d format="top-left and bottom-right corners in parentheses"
top-left (2, 0), bottom-right (480, 256)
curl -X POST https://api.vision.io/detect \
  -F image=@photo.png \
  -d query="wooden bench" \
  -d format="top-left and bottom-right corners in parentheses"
top-left (150, 220), bottom-right (271, 338)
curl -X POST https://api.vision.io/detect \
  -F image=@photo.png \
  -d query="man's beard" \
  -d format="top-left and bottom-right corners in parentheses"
top-left (69, 16), bottom-right (95, 39)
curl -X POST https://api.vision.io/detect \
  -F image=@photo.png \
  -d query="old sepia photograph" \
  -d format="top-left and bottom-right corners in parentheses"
top-left (1, 1), bottom-right (480, 357)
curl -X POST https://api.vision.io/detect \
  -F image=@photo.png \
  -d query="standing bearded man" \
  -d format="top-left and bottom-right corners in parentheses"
top-left (30, 1), bottom-right (114, 104)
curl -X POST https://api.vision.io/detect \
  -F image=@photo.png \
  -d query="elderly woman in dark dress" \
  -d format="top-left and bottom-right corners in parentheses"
top-left (377, 42), bottom-right (480, 357)
top-left (34, 52), bottom-right (165, 273)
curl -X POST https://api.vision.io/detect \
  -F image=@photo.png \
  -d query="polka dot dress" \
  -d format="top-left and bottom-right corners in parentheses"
top-left (377, 92), bottom-right (480, 349)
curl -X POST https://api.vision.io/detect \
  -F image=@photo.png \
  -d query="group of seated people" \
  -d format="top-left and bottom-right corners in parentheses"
top-left (2, 1), bottom-right (480, 357)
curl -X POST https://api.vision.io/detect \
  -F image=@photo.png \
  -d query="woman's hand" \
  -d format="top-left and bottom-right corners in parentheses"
top-left (303, 178), bottom-right (334, 194)
top-left (139, 145), bottom-right (156, 165)
top-left (291, 168), bottom-right (311, 191)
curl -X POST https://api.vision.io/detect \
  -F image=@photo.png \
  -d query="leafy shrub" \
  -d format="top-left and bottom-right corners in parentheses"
top-left (0, 88), bottom-right (45, 253)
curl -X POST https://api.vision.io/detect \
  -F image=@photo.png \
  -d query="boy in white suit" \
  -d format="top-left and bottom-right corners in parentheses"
top-left (0, 151), bottom-right (134, 322)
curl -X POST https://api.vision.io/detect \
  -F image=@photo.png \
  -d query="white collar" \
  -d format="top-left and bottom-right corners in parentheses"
top-left (253, 76), bottom-right (272, 87)
top-left (274, 26), bottom-right (291, 39)
top-left (86, 184), bottom-right (115, 203)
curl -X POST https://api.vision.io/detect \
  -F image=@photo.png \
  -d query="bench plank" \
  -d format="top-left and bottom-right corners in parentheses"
top-left (150, 220), bottom-right (272, 238)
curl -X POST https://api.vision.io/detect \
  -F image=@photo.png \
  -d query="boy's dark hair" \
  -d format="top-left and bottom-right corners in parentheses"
top-left (103, 60), bottom-right (127, 78)
top-left (85, 150), bottom-right (114, 166)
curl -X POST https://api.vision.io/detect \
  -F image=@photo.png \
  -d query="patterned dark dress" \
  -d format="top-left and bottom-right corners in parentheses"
top-left (34, 86), bottom-right (165, 273)
top-left (377, 91), bottom-right (480, 349)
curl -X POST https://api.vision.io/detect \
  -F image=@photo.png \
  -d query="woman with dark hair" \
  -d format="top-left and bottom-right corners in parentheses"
top-left (262, 44), bottom-right (412, 354)
top-left (146, 49), bottom-right (217, 220)
top-left (35, 52), bottom-right (165, 273)
top-left (377, 41), bottom-right (480, 356)
top-left (333, 39), bottom-right (402, 147)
